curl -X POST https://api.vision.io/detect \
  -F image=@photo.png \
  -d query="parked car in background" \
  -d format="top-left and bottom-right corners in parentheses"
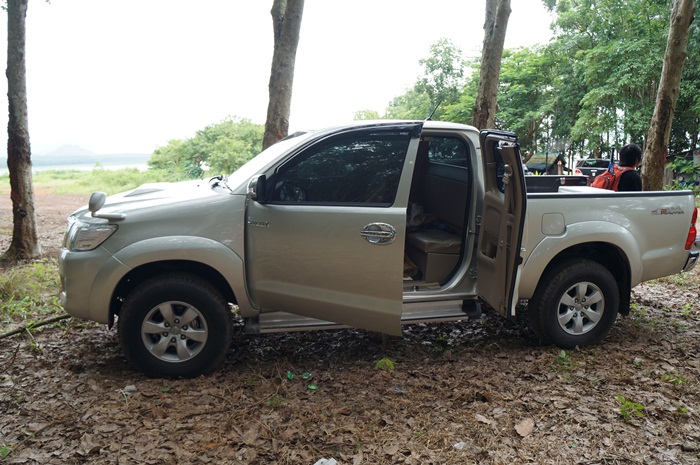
top-left (574, 158), bottom-right (612, 181)
top-left (525, 152), bottom-right (567, 175)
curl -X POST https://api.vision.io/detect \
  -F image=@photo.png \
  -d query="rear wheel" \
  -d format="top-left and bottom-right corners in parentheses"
top-left (118, 273), bottom-right (233, 378)
top-left (528, 259), bottom-right (619, 349)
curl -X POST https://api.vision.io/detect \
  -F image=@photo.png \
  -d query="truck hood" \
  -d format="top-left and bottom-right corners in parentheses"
top-left (73, 179), bottom-right (233, 219)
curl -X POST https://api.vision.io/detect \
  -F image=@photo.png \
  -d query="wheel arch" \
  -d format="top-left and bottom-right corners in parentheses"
top-left (108, 260), bottom-right (238, 326)
top-left (90, 236), bottom-right (255, 327)
top-left (529, 242), bottom-right (632, 316)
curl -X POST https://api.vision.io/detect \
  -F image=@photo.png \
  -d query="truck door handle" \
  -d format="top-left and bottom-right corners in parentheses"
top-left (360, 223), bottom-right (396, 245)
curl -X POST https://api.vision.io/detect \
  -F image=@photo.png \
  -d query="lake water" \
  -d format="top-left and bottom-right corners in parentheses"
top-left (0, 162), bottom-right (149, 176)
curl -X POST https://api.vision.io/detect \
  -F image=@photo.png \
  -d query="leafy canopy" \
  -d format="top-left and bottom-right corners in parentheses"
top-left (356, 0), bottom-right (700, 162)
top-left (149, 116), bottom-right (264, 178)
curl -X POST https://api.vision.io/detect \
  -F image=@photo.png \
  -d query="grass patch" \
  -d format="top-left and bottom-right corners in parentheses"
top-left (1, 166), bottom-right (187, 195)
top-left (550, 349), bottom-right (578, 373)
top-left (266, 394), bottom-right (286, 409)
top-left (627, 304), bottom-right (662, 331)
top-left (661, 373), bottom-right (687, 385)
top-left (0, 445), bottom-right (12, 459)
top-left (616, 395), bottom-right (645, 421)
top-left (0, 259), bottom-right (62, 324)
top-left (374, 357), bottom-right (396, 371)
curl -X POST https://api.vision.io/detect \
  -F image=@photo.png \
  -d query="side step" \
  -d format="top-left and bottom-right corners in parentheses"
top-left (246, 300), bottom-right (477, 334)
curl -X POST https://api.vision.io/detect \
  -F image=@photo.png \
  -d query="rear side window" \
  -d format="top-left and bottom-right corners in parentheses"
top-left (272, 133), bottom-right (411, 206)
top-left (427, 137), bottom-right (469, 167)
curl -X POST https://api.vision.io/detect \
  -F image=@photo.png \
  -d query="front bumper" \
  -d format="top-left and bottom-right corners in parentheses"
top-left (59, 247), bottom-right (123, 324)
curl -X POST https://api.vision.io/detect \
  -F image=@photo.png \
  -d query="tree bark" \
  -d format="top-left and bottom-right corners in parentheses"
top-left (642, 0), bottom-right (694, 191)
top-left (262, 0), bottom-right (304, 150)
top-left (3, 0), bottom-right (41, 262)
top-left (472, 0), bottom-right (511, 130)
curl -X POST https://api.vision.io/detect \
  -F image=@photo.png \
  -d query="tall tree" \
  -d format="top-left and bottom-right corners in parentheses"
top-left (496, 46), bottom-right (554, 156)
top-left (2, 0), bottom-right (41, 262)
top-left (415, 38), bottom-right (466, 114)
top-left (669, 17), bottom-right (700, 154)
top-left (262, 0), bottom-right (304, 150)
top-left (379, 38), bottom-right (467, 121)
top-left (545, 0), bottom-right (671, 156)
top-left (642, 0), bottom-right (695, 191)
top-left (472, 0), bottom-right (511, 129)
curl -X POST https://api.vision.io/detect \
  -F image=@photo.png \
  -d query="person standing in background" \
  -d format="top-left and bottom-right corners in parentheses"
top-left (616, 144), bottom-right (643, 192)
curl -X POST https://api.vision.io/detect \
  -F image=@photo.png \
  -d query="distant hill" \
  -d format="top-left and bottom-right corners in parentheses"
top-left (41, 144), bottom-right (97, 158)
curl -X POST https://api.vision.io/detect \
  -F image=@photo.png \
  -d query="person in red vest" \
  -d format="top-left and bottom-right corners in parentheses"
top-left (617, 144), bottom-right (643, 191)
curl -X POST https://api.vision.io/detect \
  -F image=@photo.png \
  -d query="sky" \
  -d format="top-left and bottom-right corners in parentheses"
top-left (0, 0), bottom-right (555, 156)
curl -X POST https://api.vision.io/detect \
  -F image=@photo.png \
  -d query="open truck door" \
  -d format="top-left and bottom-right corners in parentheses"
top-left (244, 123), bottom-right (423, 336)
top-left (477, 130), bottom-right (527, 317)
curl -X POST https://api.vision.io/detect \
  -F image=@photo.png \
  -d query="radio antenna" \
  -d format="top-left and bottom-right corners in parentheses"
top-left (425, 100), bottom-right (443, 121)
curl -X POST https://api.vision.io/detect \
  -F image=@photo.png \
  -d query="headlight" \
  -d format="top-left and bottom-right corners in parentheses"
top-left (66, 220), bottom-right (118, 251)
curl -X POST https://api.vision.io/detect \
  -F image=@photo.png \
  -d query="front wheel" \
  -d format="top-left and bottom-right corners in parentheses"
top-left (528, 260), bottom-right (619, 349)
top-left (118, 273), bottom-right (233, 378)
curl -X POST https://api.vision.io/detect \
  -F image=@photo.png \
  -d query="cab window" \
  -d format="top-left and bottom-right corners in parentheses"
top-left (427, 137), bottom-right (468, 167)
top-left (272, 132), bottom-right (411, 206)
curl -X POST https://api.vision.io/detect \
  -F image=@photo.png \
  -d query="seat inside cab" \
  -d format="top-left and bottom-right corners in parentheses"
top-left (405, 136), bottom-right (471, 284)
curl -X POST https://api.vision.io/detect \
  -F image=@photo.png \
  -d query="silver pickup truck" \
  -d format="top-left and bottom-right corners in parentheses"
top-left (58, 121), bottom-right (699, 377)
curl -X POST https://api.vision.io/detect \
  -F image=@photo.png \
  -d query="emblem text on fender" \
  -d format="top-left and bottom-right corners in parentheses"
top-left (651, 206), bottom-right (684, 215)
top-left (247, 219), bottom-right (270, 228)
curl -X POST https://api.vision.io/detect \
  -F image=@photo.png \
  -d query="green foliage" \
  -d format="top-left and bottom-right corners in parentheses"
top-left (28, 167), bottom-right (174, 195)
top-left (374, 357), bottom-right (395, 371)
top-left (551, 350), bottom-right (577, 372)
top-left (667, 156), bottom-right (700, 195)
top-left (368, 0), bottom-right (700, 176)
top-left (267, 394), bottom-right (286, 409)
top-left (354, 109), bottom-right (382, 120)
top-left (0, 259), bottom-right (61, 324)
top-left (661, 374), bottom-right (687, 385)
top-left (0, 445), bottom-right (12, 459)
top-left (382, 38), bottom-right (467, 121)
top-left (149, 116), bottom-right (264, 178)
top-left (675, 404), bottom-right (689, 417)
top-left (496, 46), bottom-right (555, 155)
top-left (384, 87), bottom-right (433, 120)
top-left (616, 394), bottom-right (645, 421)
top-left (671, 20), bottom-right (700, 154)
top-left (443, 59), bottom-right (479, 124)
top-left (433, 335), bottom-right (449, 353)
top-left (415, 38), bottom-right (466, 111)
top-left (547, 0), bottom-right (674, 156)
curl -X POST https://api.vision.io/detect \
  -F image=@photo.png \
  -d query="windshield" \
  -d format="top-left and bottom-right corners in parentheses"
top-left (226, 131), bottom-right (316, 190)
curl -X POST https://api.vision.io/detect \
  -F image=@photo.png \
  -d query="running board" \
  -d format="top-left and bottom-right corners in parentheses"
top-left (246, 300), bottom-right (471, 334)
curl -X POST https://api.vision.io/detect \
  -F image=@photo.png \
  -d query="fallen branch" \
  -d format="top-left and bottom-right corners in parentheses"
top-left (0, 314), bottom-right (71, 340)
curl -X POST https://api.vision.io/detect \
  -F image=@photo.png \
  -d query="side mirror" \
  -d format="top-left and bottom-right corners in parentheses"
top-left (247, 175), bottom-right (267, 203)
top-left (89, 192), bottom-right (107, 213)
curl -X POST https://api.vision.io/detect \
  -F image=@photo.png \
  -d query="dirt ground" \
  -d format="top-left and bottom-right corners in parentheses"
top-left (1, 193), bottom-right (700, 464)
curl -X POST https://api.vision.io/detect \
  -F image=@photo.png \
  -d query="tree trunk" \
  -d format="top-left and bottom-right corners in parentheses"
top-left (3, 0), bottom-right (41, 263)
top-left (641, 0), bottom-right (694, 191)
top-left (262, 0), bottom-right (304, 150)
top-left (472, 0), bottom-right (511, 130)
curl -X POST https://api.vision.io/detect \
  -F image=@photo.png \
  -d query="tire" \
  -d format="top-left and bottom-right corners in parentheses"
top-left (527, 259), bottom-right (619, 349)
top-left (117, 273), bottom-right (233, 378)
